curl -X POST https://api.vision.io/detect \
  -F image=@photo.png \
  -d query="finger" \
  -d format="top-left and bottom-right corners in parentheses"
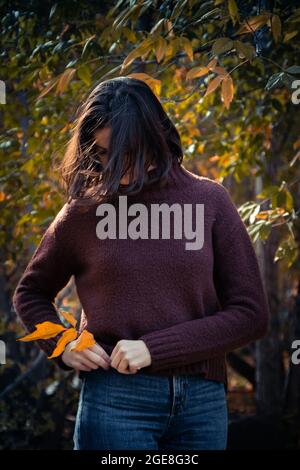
top-left (91, 343), bottom-right (111, 362)
top-left (117, 361), bottom-right (139, 375)
top-left (116, 357), bottom-right (130, 373)
top-left (82, 349), bottom-right (110, 368)
top-left (110, 349), bottom-right (122, 369)
top-left (79, 356), bottom-right (100, 370)
top-left (74, 361), bottom-right (93, 372)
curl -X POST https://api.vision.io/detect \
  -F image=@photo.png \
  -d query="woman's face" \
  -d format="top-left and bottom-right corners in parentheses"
top-left (93, 127), bottom-right (156, 185)
top-left (94, 127), bottom-right (110, 168)
top-left (94, 127), bottom-right (127, 184)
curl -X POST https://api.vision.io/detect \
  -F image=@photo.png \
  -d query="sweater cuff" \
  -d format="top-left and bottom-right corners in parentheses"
top-left (139, 330), bottom-right (185, 371)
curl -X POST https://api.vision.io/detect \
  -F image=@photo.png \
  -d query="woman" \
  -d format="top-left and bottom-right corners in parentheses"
top-left (12, 76), bottom-right (270, 451)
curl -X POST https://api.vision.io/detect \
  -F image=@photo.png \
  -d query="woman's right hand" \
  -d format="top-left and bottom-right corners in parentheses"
top-left (61, 341), bottom-right (111, 371)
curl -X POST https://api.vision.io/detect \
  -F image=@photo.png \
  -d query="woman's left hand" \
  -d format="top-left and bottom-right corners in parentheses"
top-left (110, 339), bottom-right (152, 374)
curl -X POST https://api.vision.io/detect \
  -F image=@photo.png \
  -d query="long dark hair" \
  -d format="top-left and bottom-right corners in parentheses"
top-left (57, 76), bottom-right (183, 205)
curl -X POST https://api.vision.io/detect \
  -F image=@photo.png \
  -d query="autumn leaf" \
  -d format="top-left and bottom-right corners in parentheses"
top-left (37, 77), bottom-right (59, 100)
top-left (283, 31), bottom-right (298, 43)
top-left (127, 73), bottom-right (161, 96)
top-left (18, 321), bottom-right (67, 341)
top-left (228, 0), bottom-right (239, 25)
top-left (70, 329), bottom-right (96, 352)
top-left (221, 75), bottom-right (234, 109)
top-left (213, 66), bottom-right (228, 76)
top-left (154, 36), bottom-right (167, 63)
top-left (55, 68), bottom-right (76, 96)
top-left (121, 38), bottom-right (153, 70)
top-left (48, 328), bottom-right (78, 358)
top-left (182, 37), bottom-right (193, 61)
top-left (207, 58), bottom-right (218, 70)
top-left (206, 58), bottom-right (228, 75)
top-left (59, 309), bottom-right (77, 328)
top-left (204, 75), bottom-right (224, 97)
top-left (270, 15), bottom-right (282, 43)
top-left (186, 66), bottom-right (208, 80)
top-left (255, 211), bottom-right (269, 219)
top-left (237, 13), bottom-right (270, 35)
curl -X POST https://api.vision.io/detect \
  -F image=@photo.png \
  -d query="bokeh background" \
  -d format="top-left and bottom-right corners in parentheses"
top-left (0, 0), bottom-right (300, 449)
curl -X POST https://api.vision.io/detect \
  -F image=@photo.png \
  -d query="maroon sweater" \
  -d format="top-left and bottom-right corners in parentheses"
top-left (12, 160), bottom-right (270, 385)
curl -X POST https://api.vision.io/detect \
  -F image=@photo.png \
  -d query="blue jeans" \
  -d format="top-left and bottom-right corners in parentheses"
top-left (73, 367), bottom-right (228, 450)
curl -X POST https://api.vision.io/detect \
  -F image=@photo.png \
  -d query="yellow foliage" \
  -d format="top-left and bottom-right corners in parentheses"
top-left (48, 328), bottom-right (78, 358)
top-left (221, 75), bottom-right (234, 109)
top-left (18, 321), bottom-right (66, 341)
top-left (70, 330), bottom-right (96, 352)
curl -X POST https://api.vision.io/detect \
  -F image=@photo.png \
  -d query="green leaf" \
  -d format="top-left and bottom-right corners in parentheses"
top-left (265, 72), bottom-right (284, 90)
top-left (234, 40), bottom-right (256, 60)
top-left (77, 65), bottom-right (92, 86)
top-left (212, 38), bottom-right (234, 55)
top-left (260, 221), bottom-right (272, 240)
top-left (285, 65), bottom-right (300, 75)
top-left (228, 0), bottom-right (239, 25)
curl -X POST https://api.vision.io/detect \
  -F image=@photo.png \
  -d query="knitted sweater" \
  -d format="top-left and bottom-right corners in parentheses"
top-left (12, 160), bottom-right (270, 386)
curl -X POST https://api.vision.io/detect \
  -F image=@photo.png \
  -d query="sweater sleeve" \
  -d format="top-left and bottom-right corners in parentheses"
top-left (12, 204), bottom-right (75, 372)
top-left (138, 184), bottom-right (270, 373)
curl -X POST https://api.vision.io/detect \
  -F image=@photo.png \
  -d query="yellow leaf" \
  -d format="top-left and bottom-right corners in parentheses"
top-left (37, 77), bottom-right (59, 100)
top-left (48, 328), bottom-right (78, 358)
top-left (155, 36), bottom-right (167, 63)
top-left (209, 155), bottom-right (220, 162)
top-left (207, 58), bottom-right (218, 70)
top-left (186, 66), bottom-right (208, 80)
top-left (255, 212), bottom-right (269, 219)
top-left (122, 48), bottom-right (141, 70)
top-left (122, 38), bottom-right (153, 71)
top-left (228, 0), bottom-right (239, 25)
top-left (213, 66), bottom-right (228, 75)
top-left (283, 31), bottom-right (298, 43)
top-left (18, 321), bottom-right (67, 341)
top-left (55, 68), bottom-right (76, 96)
top-left (204, 75), bottom-right (224, 97)
top-left (164, 41), bottom-right (174, 60)
top-left (164, 19), bottom-right (173, 36)
top-left (70, 330), bottom-right (96, 352)
top-left (59, 310), bottom-right (77, 328)
top-left (0, 191), bottom-right (6, 201)
top-left (182, 37), bottom-right (193, 61)
top-left (127, 73), bottom-right (161, 96)
top-left (271, 15), bottom-right (281, 43)
top-left (221, 75), bottom-right (234, 109)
